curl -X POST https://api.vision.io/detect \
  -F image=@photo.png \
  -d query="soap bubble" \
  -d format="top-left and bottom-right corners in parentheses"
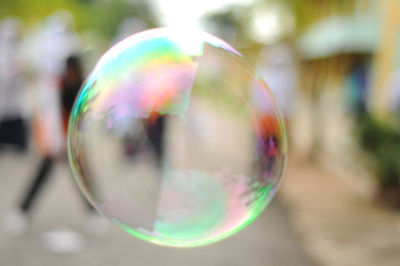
top-left (68, 27), bottom-right (286, 247)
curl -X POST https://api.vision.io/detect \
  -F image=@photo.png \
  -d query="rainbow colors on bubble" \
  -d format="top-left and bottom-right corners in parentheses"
top-left (68, 27), bottom-right (286, 247)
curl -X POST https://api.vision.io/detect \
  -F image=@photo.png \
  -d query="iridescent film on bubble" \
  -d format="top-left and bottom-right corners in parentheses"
top-left (68, 27), bottom-right (286, 247)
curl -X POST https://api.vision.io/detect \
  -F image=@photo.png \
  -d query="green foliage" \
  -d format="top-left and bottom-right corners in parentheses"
top-left (357, 115), bottom-right (400, 188)
top-left (272, 0), bottom-right (356, 33)
top-left (0, 0), bottom-right (158, 40)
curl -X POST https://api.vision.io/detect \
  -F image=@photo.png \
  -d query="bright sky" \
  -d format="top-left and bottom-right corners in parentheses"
top-left (150, 0), bottom-right (255, 28)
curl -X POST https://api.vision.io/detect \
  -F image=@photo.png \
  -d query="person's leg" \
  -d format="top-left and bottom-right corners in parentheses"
top-left (5, 156), bottom-right (53, 235)
top-left (20, 156), bottom-right (54, 212)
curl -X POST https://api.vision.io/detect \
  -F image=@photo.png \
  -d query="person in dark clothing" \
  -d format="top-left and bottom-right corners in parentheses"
top-left (20, 56), bottom-right (93, 211)
top-left (6, 56), bottom-right (103, 235)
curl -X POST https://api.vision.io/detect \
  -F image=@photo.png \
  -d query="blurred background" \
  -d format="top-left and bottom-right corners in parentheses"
top-left (1, 0), bottom-right (400, 265)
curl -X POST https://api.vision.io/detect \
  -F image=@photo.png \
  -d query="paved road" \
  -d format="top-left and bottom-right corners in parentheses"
top-left (0, 151), bottom-right (313, 266)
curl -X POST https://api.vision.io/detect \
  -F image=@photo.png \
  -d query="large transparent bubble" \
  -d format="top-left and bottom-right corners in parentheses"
top-left (68, 27), bottom-right (286, 247)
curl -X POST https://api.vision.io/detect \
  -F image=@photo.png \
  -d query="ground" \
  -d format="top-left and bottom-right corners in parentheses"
top-left (280, 153), bottom-right (400, 266)
top-left (0, 151), bottom-right (313, 266)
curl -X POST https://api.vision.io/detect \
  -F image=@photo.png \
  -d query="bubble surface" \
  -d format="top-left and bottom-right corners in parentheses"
top-left (68, 27), bottom-right (286, 247)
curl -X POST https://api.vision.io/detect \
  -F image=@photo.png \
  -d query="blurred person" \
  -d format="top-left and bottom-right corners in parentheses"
top-left (22, 56), bottom-right (86, 213)
top-left (256, 43), bottom-right (298, 143)
top-left (60, 56), bottom-right (109, 237)
top-left (5, 55), bottom-right (101, 236)
top-left (5, 13), bottom-right (107, 236)
top-left (0, 18), bottom-right (28, 152)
